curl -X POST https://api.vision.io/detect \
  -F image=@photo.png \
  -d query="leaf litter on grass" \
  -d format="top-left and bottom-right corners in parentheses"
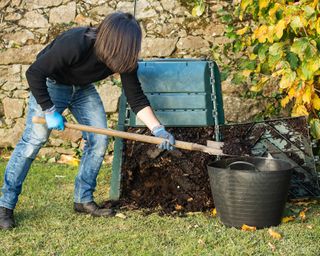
top-left (1, 161), bottom-right (320, 256)
top-left (268, 242), bottom-right (276, 252)
top-left (115, 213), bottom-right (127, 219)
top-left (241, 224), bottom-right (257, 231)
top-left (299, 208), bottom-right (309, 222)
top-left (282, 199), bottom-right (319, 224)
top-left (281, 216), bottom-right (295, 223)
top-left (268, 228), bottom-right (282, 240)
top-left (57, 154), bottom-right (80, 166)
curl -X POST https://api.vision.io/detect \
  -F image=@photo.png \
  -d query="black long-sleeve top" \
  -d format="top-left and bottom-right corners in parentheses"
top-left (26, 27), bottom-right (150, 114)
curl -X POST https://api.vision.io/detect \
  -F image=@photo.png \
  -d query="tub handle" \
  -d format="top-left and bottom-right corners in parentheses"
top-left (227, 161), bottom-right (261, 172)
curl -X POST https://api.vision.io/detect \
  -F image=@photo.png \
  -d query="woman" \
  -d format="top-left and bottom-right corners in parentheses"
top-left (0, 12), bottom-right (175, 230)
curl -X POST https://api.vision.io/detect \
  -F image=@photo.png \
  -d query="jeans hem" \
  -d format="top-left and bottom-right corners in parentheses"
top-left (0, 201), bottom-right (15, 210)
top-left (73, 198), bottom-right (94, 204)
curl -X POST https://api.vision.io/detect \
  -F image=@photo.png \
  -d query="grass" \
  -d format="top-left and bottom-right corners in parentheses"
top-left (0, 159), bottom-right (319, 256)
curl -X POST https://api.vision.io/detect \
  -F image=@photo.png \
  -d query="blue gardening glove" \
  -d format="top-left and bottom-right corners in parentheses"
top-left (44, 106), bottom-right (65, 130)
top-left (152, 125), bottom-right (175, 150)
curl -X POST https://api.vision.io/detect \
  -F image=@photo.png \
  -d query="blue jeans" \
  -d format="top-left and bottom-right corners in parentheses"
top-left (0, 78), bottom-right (108, 209)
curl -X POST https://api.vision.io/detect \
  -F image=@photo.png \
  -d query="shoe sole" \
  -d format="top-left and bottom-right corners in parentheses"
top-left (74, 210), bottom-right (115, 217)
top-left (0, 225), bottom-right (15, 230)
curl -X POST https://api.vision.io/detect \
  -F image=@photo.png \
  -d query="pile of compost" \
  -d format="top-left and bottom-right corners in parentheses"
top-left (119, 127), bottom-right (217, 214)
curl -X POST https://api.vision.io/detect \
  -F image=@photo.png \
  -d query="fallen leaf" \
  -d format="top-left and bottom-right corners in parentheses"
top-left (211, 208), bottom-right (217, 217)
top-left (268, 242), bottom-right (276, 252)
top-left (242, 69), bottom-right (253, 77)
top-left (299, 210), bottom-right (307, 221)
top-left (55, 175), bottom-right (66, 178)
top-left (268, 228), bottom-right (282, 240)
top-left (186, 211), bottom-right (202, 216)
top-left (175, 204), bottom-right (183, 211)
top-left (236, 27), bottom-right (249, 35)
top-left (115, 213), bottom-right (127, 219)
top-left (306, 225), bottom-right (313, 229)
top-left (281, 216), bottom-right (295, 223)
top-left (198, 239), bottom-right (205, 246)
top-left (187, 224), bottom-right (201, 230)
top-left (192, 3), bottom-right (205, 17)
top-left (74, 14), bottom-right (87, 24)
top-left (57, 154), bottom-right (80, 166)
top-left (241, 224), bottom-right (256, 231)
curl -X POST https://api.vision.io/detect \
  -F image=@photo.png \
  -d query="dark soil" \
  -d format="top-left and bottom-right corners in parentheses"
top-left (220, 123), bottom-right (254, 156)
top-left (119, 127), bottom-right (217, 215)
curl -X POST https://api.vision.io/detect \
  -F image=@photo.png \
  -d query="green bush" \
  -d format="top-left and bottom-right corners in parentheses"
top-left (228, 0), bottom-right (320, 138)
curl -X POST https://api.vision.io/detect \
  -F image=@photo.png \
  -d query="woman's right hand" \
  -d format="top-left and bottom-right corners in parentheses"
top-left (152, 125), bottom-right (175, 150)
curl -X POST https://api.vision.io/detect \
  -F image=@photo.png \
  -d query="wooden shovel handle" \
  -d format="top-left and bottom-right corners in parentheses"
top-left (32, 116), bottom-right (224, 155)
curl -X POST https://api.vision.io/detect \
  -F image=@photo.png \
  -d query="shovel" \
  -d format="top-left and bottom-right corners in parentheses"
top-left (32, 116), bottom-right (225, 155)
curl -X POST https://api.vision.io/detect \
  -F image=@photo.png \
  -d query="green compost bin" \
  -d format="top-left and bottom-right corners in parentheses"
top-left (109, 59), bottom-right (225, 200)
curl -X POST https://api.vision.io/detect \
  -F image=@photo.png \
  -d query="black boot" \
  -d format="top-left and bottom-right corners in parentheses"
top-left (74, 201), bottom-right (115, 217)
top-left (0, 206), bottom-right (15, 230)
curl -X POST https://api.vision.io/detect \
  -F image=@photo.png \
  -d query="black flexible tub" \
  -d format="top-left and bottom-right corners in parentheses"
top-left (207, 157), bottom-right (294, 228)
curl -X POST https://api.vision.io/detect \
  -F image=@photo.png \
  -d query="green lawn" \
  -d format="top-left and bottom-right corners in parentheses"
top-left (0, 160), bottom-right (319, 256)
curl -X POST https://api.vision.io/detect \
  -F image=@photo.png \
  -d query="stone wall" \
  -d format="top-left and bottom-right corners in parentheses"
top-left (0, 0), bottom-right (267, 158)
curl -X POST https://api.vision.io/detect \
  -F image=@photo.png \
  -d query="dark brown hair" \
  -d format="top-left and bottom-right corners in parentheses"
top-left (88, 12), bottom-right (142, 73)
